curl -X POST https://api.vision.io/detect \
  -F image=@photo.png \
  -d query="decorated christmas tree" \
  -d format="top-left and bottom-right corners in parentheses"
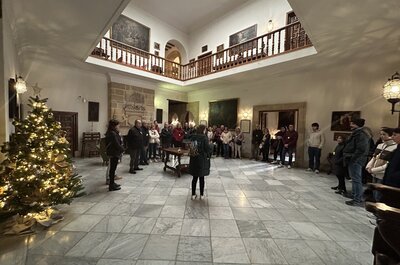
top-left (0, 97), bottom-right (83, 218)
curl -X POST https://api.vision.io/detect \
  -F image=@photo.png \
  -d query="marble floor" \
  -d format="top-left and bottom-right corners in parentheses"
top-left (0, 156), bottom-right (374, 265)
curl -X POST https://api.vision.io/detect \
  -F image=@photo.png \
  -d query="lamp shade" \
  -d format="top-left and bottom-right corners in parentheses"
top-left (15, 76), bottom-right (27, 94)
top-left (383, 72), bottom-right (400, 101)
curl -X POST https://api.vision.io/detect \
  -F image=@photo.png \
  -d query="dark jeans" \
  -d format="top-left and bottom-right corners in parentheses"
top-left (280, 146), bottom-right (295, 166)
top-left (109, 156), bottom-right (119, 187)
top-left (223, 143), bottom-right (230, 158)
top-left (129, 149), bottom-right (140, 170)
top-left (308, 147), bottom-right (321, 170)
top-left (348, 161), bottom-right (363, 202)
top-left (149, 143), bottom-right (157, 159)
top-left (216, 140), bottom-right (223, 157)
top-left (140, 145), bottom-right (148, 163)
top-left (192, 176), bottom-right (205, 196)
top-left (262, 145), bottom-right (270, 161)
top-left (336, 165), bottom-right (347, 191)
top-left (274, 146), bottom-right (282, 161)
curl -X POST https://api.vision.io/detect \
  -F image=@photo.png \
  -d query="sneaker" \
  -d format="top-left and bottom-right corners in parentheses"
top-left (191, 195), bottom-right (197, 200)
top-left (287, 165), bottom-right (291, 169)
top-left (345, 200), bottom-right (363, 207)
top-left (315, 170), bottom-right (320, 174)
top-left (306, 168), bottom-right (312, 171)
top-left (200, 195), bottom-right (205, 200)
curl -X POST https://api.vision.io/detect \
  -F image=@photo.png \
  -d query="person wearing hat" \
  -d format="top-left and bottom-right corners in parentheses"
top-left (342, 118), bottom-right (371, 206)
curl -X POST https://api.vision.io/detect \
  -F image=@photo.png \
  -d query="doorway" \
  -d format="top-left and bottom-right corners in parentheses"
top-left (53, 111), bottom-right (78, 157)
top-left (253, 102), bottom-right (306, 167)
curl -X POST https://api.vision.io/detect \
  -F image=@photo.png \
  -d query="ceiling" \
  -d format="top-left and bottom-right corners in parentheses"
top-left (129, 0), bottom-right (250, 33)
top-left (4, 0), bottom-right (130, 70)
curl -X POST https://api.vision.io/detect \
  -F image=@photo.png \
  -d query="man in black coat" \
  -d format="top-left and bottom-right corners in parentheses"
top-left (252, 124), bottom-right (263, 160)
top-left (383, 127), bottom-right (400, 188)
top-left (140, 121), bottom-right (150, 165)
top-left (343, 118), bottom-right (370, 206)
top-left (126, 120), bottom-right (144, 174)
top-left (160, 122), bottom-right (172, 162)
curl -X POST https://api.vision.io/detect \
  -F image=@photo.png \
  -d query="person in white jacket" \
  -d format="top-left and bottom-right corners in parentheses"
top-left (221, 128), bottom-right (232, 159)
top-left (306, 122), bottom-right (325, 173)
top-left (149, 124), bottom-right (160, 161)
top-left (366, 127), bottom-right (397, 200)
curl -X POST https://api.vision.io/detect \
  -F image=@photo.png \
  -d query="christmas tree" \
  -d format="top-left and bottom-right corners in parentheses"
top-left (0, 97), bottom-right (83, 217)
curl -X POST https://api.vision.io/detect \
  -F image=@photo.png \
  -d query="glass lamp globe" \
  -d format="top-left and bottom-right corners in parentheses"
top-left (15, 76), bottom-right (27, 94)
top-left (383, 72), bottom-right (400, 102)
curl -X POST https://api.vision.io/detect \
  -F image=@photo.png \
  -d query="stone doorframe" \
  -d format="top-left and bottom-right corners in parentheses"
top-left (252, 102), bottom-right (307, 168)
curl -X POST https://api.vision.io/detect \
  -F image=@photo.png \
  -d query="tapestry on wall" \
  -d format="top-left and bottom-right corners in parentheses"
top-left (109, 82), bottom-right (155, 134)
top-left (111, 15), bottom-right (150, 52)
top-left (209, 98), bottom-right (238, 129)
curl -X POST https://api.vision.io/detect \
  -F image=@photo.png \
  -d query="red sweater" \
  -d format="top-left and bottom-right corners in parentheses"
top-left (283, 130), bottom-right (298, 148)
top-left (173, 128), bottom-right (185, 142)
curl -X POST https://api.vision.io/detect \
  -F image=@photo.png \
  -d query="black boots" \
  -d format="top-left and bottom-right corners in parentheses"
top-left (109, 183), bottom-right (121, 191)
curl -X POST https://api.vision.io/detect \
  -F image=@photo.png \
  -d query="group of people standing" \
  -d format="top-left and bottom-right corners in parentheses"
top-left (331, 118), bottom-right (400, 207)
top-left (207, 125), bottom-right (245, 159)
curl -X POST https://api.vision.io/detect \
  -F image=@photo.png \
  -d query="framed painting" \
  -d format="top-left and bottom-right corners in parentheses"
top-left (333, 132), bottom-right (351, 141)
top-left (229, 24), bottom-right (257, 47)
top-left (88, 101), bottom-right (99, 122)
top-left (208, 98), bottom-right (238, 129)
top-left (240, 119), bottom-right (251, 133)
top-left (331, 111), bottom-right (361, 131)
top-left (111, 15), bottom-right (150, 52)
top-left (216, 44), bottom-right (224, 59)
top-left (154, 42), bottom-right (160, 50)
top-left (156, 108), bottom-right (163, 123)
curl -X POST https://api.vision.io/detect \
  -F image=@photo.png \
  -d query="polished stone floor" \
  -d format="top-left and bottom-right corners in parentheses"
top-left (0, 156), bottom-right (374, 265)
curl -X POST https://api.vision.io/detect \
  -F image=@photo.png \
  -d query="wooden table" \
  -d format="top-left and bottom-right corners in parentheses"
top-left (162, 147), bottom-right (189, 177)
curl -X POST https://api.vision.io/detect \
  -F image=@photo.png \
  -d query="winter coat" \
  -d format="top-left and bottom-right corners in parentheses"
top-left (283, 130), bottom-right (298, 148)
top-left (235, 132), bottom-right (244, 145)
top-left (160, 128), bottom-right (172, 145)
top-left (142, 126), bottom-right (150, 146)
top-left (252, 129), bottom-right (263, 144)
top-left (342, 127), bottom-right (370, 166)
top-left (366, 140), bottom-right (397, 179)
top-left (333, 142), bottom-right (346, 176)
top-left (126, 126), bottom-right (143, 151)
top-left (213, 128), bottom-right (222, 142)
top-left (189, 133), bottom-right (212, 177)
top-left (262, 133), bottom-right (271, 149)
top-left (105, 130), bottom-right (124, 158)
top-left (383, 145), bottom-right (400, 188)
top-left (307, 130), bottom-right (325, 149)
top-left (172, 128), bottom-right (185, 143)
top-left (149, 129), bottom-right (160, 144)
top-left (221, 131), bottom-right (232, 144)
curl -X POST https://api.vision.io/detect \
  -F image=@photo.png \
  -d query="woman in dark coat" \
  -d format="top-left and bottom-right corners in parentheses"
top-left (261, 128), bottom-right (271, 162)
top-left (105, 119), bottom-right (125, 191)
top-left (189, 124), bottom-right (212, 200)
top-left (332, 135), bottom-right (348, 194)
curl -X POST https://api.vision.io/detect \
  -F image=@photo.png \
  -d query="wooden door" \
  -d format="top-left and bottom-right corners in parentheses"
top-left (53, 111), bottom-right (78, 157)
top-left (285, 12), bottom-right (309, 51)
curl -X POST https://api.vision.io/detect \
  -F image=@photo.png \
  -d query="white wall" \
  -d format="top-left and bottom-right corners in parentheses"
top-left (188, 0), bottom-right (292, 60)
top-left (188, 63), bottom-right (397, 166)
top-left (21, 60), bottom-right (109, 152)
top-left (122, 2), bottom-right (190, 63)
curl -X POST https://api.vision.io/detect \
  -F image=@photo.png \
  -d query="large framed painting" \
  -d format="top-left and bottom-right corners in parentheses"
top-left (111, 15), bottom-right (150, 52)
top-left (331, 111), bottom-right (361, 131)
top-left (229, 24), bottom-right (257, 56)
top-left (209, 98), bottom-right (238, 129)
top-left (240, 119), bottom-right (251, 133)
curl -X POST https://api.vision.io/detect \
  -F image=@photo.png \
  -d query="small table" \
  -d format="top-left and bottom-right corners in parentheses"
top-left (162, 147), bottom-right (189, 177)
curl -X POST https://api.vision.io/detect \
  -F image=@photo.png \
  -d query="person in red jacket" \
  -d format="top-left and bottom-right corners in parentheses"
top-left (278, 124), bottom-right (298, 169)
top-left (172, 122), bottom-right (185, 147)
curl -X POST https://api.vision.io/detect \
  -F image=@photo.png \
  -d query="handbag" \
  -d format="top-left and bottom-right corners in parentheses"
top-left (235, 140), bottom-right (242, 145)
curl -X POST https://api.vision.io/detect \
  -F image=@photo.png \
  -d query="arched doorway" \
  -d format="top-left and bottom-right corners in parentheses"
top-left (165, 39), bottom-right (187, 78)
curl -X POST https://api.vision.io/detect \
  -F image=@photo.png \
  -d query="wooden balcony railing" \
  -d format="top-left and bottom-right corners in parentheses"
top-left (90, 21), bottom-right (312, 81)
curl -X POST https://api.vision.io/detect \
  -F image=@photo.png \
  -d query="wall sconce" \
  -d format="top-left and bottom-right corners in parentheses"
top-left (201, 111), bottom-right (207, 120)
top-left (15, 76), bottom-right (27, 94)
top-left (267, 19), bottom-right (274, 33)
top-left (383, 72), bottom-right (400, 114)
top-left (77, 96), bottom-right (88, 103)
top-left (243, 111), bottom-right (249, 119)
